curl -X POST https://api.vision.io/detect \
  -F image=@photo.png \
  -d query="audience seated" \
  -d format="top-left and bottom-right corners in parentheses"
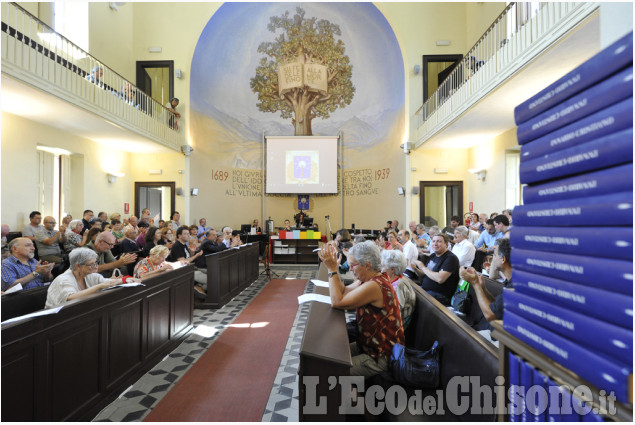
top-left (34, 216), bottom-right (66, 264)
top-left (441, 215), bottom-right (460, 237)
top-left (121, 228), bottom-right (140, 253)
top-left (158, 226), bottom-right (175, 249)
top-left (197, 218), bottom-right (210, 240)
top-left (110, 219), bottom-right (124, 242)
top-left (502, 208), bottom-right (513, 226)
top-left (494, 214), bottom-right (511, 239)
top-left (142, 226), bottom-right (161, 257)
top-left (386, 230), bottom-right (402, 251)
top-left (451, 225), bottom-right (476, 267)
top-left (473, 219), bottom-right (503, 255)
top-left (1, 237), bottom-right (54, 292)
top-left (22, 210), bottom-right (43, 241)
top-left (193, 229), bottom-right (227, 267)
top-left (411, 234), bottom-right (460, 306)
top-left (460, 238), bottom-right (513, 323)
top-left (397, 229), bottom-right (418, 281)
top-left (318, 241), bottom-right (404, 377)
top-left (84, 227), bottom-right (101, 245)
top-left (80, 210), bottom-right (94, 235)
top-left (170, 211), bottom-right (181, 230)
top-left (477, 213), bottom-right (487, 232)
top-left (97, 211), bottom-right (108, 229)
top-left (64, 219), bottom-right (87, 253)
top-left (85, 232), bottom-right (136, 278)
top-left (45, 247), bottom-right (138, 309)
top-left (230, 230), bottom-right (244, 247)
top-left (123, 215), bottom-right (139, 235)
top-left (167, 226), bottom-right (204, 297)
top-left (1, 224), bottom-right (10, 260)
top-left (220, 226), bottom-right (234, 248)
top-left (380, 249), bottom-right (416, 329)
top-left (61, 214), bottom-right (73, 228)
top-left (86, 66), bottom-right (103, 85)
top-left (136, 222), bottom-right (149, 248)
top-left (391, 219), bottom-right (399, 231)
top-left (134, 245), bottom-right (173, 279)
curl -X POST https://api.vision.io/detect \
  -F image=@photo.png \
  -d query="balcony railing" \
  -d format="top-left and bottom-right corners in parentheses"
top-left (413, 2), bottom-right (600, 146)
top-left (1, 2), bottom-right (183, 151)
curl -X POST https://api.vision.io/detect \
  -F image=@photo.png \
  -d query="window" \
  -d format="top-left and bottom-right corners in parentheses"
top-left (37, 147), bottom-right (72, 223)
top-left (54, 2), bottom-right (88, 52)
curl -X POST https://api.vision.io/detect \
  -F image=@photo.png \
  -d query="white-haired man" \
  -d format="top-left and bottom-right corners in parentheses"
top-left (451, 226), bottom-right (476, 267)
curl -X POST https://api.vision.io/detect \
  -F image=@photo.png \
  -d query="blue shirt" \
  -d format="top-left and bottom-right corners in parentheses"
top-left (1, 255), bottom-right (46, 291)
top-left (417, 233), bottom-right (432, 244)
top-left (197, 225), bottom-right (210, 239)
top-left (473, 231), bottom-right (503, 250)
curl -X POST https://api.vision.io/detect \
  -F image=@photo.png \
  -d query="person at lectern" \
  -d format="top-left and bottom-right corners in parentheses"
top-left (295, 211), bottom-right (306, 228)
top-left (318, 241), bottom-right (404, 377)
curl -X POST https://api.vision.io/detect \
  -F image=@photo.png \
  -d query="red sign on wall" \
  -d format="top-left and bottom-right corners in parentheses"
top-left (124, 203), bottom-right (129, 214)
top-left (469, 202), bottom-right (473, 213)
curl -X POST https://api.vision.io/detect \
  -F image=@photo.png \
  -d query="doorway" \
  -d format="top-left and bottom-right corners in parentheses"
top-left (134, 182), bottom-right (176, 221)
top-left (136, 60), bottom-right (174, 107)
top-left (419, 181), bottom-right (463, 230)
top-left (422, 54), bottom-right (463, 102)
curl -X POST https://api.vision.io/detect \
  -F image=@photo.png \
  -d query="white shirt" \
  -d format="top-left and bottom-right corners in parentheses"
top-left (467, 229), bottom-right (480, 244)
top-left (451, 239), bottom-right (476, 268)
top-left (45, 269), bottom-right (107, 309)
top-left (402, 239), bottom-right (418, 272)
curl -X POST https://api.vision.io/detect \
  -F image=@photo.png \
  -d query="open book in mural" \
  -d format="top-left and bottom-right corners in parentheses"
top-left (250, 7), bottom-right (355, 136)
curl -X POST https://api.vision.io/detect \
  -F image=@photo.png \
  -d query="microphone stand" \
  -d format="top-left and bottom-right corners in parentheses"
top-left (325, 215), bottom-right (333, 241)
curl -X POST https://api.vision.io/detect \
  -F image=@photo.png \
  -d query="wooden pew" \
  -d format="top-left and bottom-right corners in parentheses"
top-left (197, 243), bottom-right (259, 309)
top-left (367, 283), bottom-right (500, 421)
top-left (1, 266), bottom-right (194, 421)
top-left (1, 285), bottom-right (50, 322)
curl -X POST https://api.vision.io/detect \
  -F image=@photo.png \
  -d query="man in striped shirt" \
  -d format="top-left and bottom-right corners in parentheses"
top-left (1, 238), bottom-right (53, 292)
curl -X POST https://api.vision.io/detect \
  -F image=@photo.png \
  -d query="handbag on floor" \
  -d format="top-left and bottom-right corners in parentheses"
top-left (389, 341), bottom-right (440, 389)
top-left (451, 279), bottom-right (471, 315)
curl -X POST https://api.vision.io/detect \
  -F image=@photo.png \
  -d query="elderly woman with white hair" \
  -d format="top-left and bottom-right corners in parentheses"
top-left (319, 241), bottom-right (404, 378)
top-left (63, 219), bottom-right (87, 253)
top-left (133, 245), bottom-right (173, 279)
top-left (380, 249), bottom-right (416, 329)
top-left (45, 248), bottom-right (132, 309)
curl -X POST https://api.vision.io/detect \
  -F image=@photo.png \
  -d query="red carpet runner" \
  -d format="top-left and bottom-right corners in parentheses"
top-left (144, 279), bottom-right (306, 422)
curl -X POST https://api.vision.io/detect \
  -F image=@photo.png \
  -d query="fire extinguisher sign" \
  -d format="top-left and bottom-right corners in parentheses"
top-left (469, 202), bottom-right (473, 213)
top-left (124, 203), bottom-right (129, 214)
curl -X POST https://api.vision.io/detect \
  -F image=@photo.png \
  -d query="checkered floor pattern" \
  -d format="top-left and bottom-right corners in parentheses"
top-left (93, 264), bottom-right (318, 422)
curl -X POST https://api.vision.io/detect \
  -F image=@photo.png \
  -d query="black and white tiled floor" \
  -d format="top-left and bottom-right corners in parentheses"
top-left (93, 265), bottom-right (318, 422)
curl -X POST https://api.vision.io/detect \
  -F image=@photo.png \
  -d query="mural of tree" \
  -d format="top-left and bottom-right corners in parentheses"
top-left (250, 7), bottom-right (355, 136)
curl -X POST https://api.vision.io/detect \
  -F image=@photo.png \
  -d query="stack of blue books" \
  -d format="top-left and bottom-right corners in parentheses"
top-left (508, 353), bottom-right (606, 421)
top-left (505, 31), bottom-right (633, 407)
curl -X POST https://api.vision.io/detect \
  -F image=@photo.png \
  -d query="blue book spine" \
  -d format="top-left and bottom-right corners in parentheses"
top-left (522, 163), bottom-right (633, 205)
top-left (517, 67), bottom-right (633, 144)
top-left (580, 401), bottom-right (604, 422)
top-left (512, 269), bottom-right (633, 329)
top-left (520, 359), bottom-right (534, 421)
top-left (503, 311), bottom-right (632, 403)
top-left (514, 32), bottom-right (633, 125)
top-left (511, 248), bottom-right (633, 296)
top-left (554, 380), bottom-right (579, 421)
top-left (545, 378), bottom-right (562, 422)
top-left (504, 290), bottom-right (633, 364)
top-left (519, 127), bottom-right (633, 185)
top-left (530, 368), bottom-right (548, 421)
top-left (521, 98), bottom-right (633, 161)
top-left (512, 191), bottom-right (633, 227)
top-left (508, 353), bottom-right (521, 422)
top-left (510, 225), bottom-right (633, 260)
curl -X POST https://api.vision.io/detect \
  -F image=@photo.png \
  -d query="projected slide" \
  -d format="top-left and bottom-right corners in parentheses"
top-left (266, 137), bottom-right (338, 194)
top-left (286, 151), bottom-right (319, 184)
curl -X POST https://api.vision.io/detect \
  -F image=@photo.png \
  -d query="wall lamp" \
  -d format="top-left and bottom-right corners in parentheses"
top-left (468, 168), bottom-right (487, 181)
top-left (107, 172), bottom-right (125, 183)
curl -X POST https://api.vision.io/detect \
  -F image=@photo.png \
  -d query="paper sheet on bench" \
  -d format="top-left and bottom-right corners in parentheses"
top-left (311, 279), bottom-right (329, 288)
top-left (298, 294), bottom-right (331, 305)
top-left (1, 306), bottom-right (63, 325)
top-left (4, 283), bottom-right (23, 294)
top-left (105, 282), bottom-right (146, 289)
